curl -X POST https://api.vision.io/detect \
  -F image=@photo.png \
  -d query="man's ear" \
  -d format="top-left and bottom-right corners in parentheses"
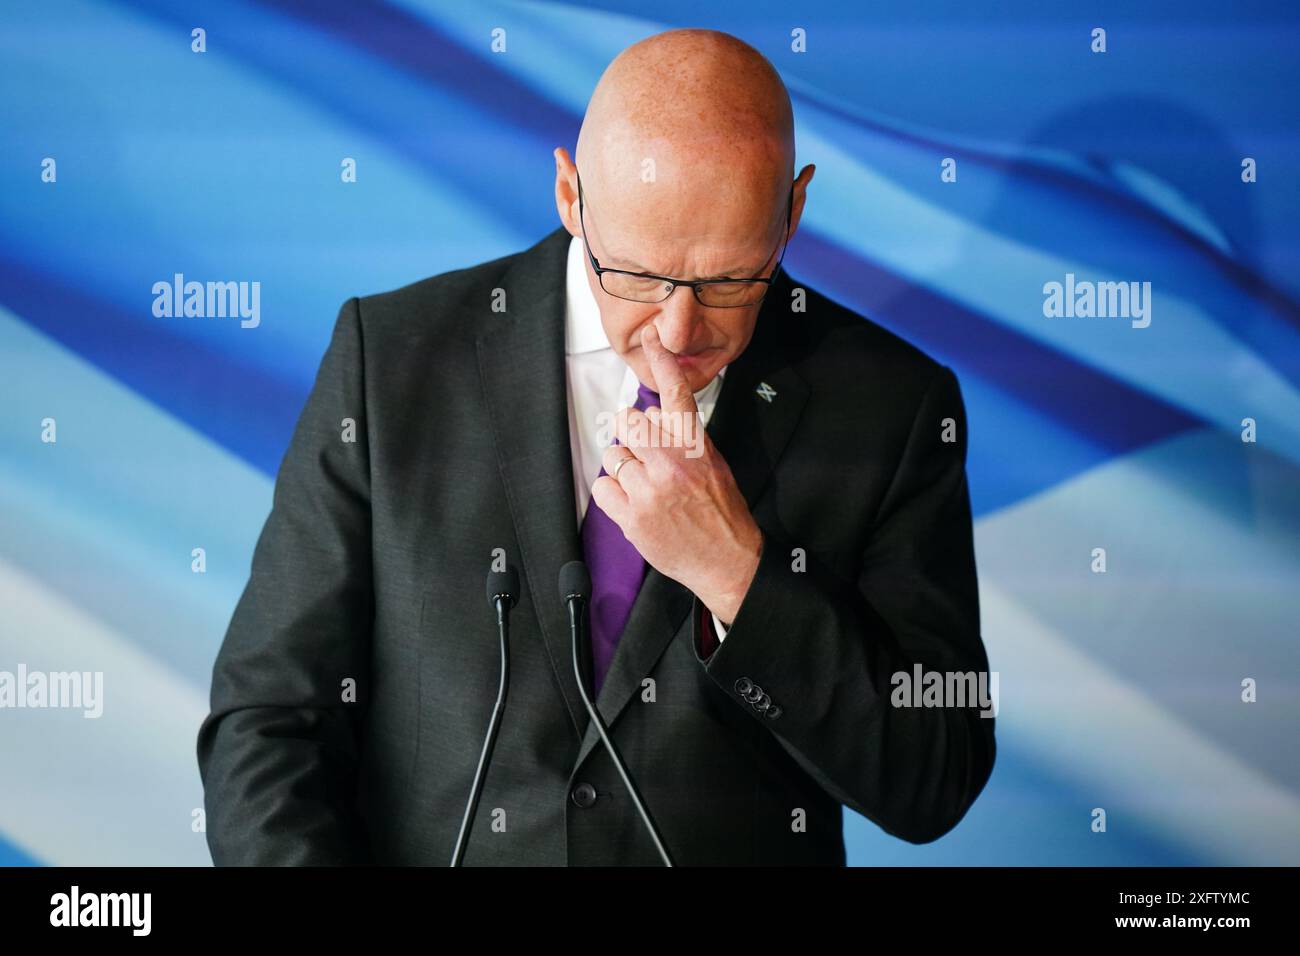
top-left (554, 147), bottom-right (581, 238)
top-left (788, 163), bottom-right (815, 238)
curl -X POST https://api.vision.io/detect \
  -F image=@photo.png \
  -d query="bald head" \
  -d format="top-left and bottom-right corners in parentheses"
top-left (576, 29), bottom-right (794, 240)
top-left (554, 28), bottom-right (813, 395)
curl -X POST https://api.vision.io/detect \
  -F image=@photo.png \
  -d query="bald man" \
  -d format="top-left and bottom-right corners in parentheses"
top-left (198, 29), bottom-right (996, 866)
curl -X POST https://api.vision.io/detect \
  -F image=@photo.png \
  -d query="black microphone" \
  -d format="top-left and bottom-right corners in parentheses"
top-left (559, 560), bottom-right (674, 866)
top-left (450, 564), bottom-right (519, 866)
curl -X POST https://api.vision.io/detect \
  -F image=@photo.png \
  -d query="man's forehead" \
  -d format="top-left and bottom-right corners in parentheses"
top-left (587, 189), bottom-right (787, 279)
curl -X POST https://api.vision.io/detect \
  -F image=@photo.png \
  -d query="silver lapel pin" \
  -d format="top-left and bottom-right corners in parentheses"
top-left (755, 381), bottom-right (777, 403)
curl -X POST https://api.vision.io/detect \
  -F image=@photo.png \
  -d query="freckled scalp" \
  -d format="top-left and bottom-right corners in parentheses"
top-left (576, 29), bottom-right (795, 217)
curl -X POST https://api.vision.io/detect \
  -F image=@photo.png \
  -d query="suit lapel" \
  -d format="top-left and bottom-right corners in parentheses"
top-left (573, 269), bottom-right (811, 770)
top-left (477, 228), bottom-right (588, 741)
top-left (704, 269), bottom-right (811, 515)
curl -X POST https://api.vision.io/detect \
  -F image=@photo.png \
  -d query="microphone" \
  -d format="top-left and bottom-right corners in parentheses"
top-left (559, 560), bottom-right (674, 866)
top-left (450, 564), bottom-right (519, 866)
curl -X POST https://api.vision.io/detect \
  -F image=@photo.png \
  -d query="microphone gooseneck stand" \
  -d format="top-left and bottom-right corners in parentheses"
top-left (560, 560), bottom-right (674, 867)
top-left (450, 565), bottom-right (518, 867)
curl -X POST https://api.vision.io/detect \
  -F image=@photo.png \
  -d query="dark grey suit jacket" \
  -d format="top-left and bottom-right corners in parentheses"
top-left (196, 226), bottom-right (996, 866)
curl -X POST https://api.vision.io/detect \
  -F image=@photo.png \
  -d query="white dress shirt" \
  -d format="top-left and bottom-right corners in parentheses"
top-left (562, 234), bottom-right (731, 643)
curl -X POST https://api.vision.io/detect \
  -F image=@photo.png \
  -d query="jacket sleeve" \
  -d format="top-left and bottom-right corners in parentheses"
top-left (692, 364), bottom-right (996, 844)
top-left (196, 297), bottom-right (374, 865)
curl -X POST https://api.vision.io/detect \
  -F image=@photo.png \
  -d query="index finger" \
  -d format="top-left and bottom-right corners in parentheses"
top-left (640, 323), bottom-right (698, 418)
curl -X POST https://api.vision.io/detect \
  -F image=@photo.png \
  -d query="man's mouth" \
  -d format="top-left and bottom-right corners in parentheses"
top-left (652, 345), bottom-right (718, 360)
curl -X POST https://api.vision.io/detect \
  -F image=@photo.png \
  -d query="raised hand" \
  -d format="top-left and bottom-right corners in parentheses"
top-left (590, 323), bottom-right (763, 623)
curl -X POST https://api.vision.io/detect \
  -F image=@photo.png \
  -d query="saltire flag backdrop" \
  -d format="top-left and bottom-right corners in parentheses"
top-left (1, 0), bottom-right (1298, 866)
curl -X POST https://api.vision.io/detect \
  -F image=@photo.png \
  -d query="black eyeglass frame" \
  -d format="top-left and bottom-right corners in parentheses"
top-left (575, 168), bottom-right (794, 308)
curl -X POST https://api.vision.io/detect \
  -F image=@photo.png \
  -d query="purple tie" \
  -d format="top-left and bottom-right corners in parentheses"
top-left (581, 382), bottom-right (660, 695)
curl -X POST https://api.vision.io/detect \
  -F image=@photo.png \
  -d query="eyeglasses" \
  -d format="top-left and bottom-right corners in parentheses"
top-left (576, 168), bottom-right (792, 308)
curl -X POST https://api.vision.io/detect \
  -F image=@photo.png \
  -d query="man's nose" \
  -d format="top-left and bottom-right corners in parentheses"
top-left (653, 286), bottom-right (706, 354)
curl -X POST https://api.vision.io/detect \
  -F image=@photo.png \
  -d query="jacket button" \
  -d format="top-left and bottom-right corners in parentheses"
top-left (754, 694), bottom-right (772, 713)
top-left (766, 704), bottom-right (783, 720)
top-left (570, 782), bottom-right (598, 808)
top-left (734, 677), bottom-right (753, 696)
top-left (745, 685), bottom-right (764, 703)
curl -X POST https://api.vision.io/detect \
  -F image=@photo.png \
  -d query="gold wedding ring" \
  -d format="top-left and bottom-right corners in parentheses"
top-left (611, 451), bottom-right (636, 481)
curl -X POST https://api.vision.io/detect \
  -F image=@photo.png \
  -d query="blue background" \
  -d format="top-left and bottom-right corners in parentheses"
top-left (1, 0), bottom-right (1298, 865)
